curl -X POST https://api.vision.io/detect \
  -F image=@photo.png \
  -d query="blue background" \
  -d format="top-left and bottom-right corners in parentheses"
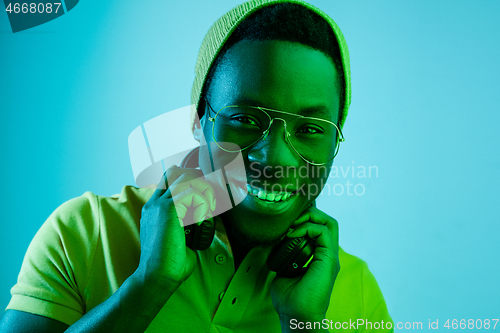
top-left (1, 0), bottom-right (499, 330)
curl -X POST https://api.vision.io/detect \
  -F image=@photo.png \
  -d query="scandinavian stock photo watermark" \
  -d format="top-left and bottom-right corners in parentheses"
top-left (248, 161), bottom-right (379, 200)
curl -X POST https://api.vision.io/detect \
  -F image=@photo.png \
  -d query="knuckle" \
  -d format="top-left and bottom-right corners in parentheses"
top-left (176, 173), bottom-right (190, 181)
top-left (169, 184), bottom-right (183, 197)
top-left (142, 201), bottom-right (151, 212)
top-left (176, 173), bottom-right (197, 186)
top-left (165, 167), bottom-right (176, 179)
top-left (189, 168), bottom-right (204, 177)
top-left (190, 177), bottom-right (206, 186)
top-left (326, 217), bottom-right (339, 230)
top-left (165, 168), bottom-right (185, 185)
top-left (204, 183), bottom-right (215, 193)
top-left (166, 164), bottom-right (179, 171)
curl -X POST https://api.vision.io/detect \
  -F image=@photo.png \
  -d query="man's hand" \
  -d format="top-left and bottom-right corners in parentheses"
top-left (135, 165), bottom-right (217, 290)
top-left (270, 207), bottom-right (340, 330)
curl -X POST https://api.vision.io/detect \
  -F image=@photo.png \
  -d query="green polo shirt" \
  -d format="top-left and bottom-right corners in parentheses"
top-left (6, 185), bottom-right (393, 332)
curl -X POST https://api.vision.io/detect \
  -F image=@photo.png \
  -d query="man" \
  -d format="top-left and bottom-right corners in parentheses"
top-left (0, 0), bottom-right (393, 332)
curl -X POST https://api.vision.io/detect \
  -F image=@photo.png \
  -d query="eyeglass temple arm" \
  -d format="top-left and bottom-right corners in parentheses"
top-left (203, 96), bottom-right (217, 122)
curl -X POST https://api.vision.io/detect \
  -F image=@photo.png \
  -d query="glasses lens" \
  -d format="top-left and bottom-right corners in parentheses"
top-left (213, 106), bottom-right (270, 151)
top-left (212, 106), bottom-right (341, 164)
top-left (287, 117), bottom-right (340, 164)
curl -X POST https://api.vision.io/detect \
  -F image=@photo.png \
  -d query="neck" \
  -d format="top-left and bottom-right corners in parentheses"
top-left (222, 219), bottom-right (252, 270)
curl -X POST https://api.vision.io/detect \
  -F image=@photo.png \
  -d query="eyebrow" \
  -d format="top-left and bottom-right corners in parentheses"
top-left (234, 98), bottom-right (335, 120)
top-left (298, 106), bottom-right (332, 119)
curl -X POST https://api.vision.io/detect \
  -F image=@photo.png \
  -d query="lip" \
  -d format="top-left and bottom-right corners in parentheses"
top-left (233, 183), bottom-right (299, 215)
top-left (246, 180), bottom-right (300, 194)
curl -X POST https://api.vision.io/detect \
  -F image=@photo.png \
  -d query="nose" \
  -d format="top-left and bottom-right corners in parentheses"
top-left (247, 119), bottom-right (301, 169)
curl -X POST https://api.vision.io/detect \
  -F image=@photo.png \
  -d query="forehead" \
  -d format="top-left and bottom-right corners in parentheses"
top-left (208, 40), bottom-right (341, 122)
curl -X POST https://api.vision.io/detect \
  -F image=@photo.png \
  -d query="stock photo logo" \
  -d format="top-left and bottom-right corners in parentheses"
top-left (3, 0), bottom-right (78, 32)
top-left (128, 105), bottom-right (248, 226)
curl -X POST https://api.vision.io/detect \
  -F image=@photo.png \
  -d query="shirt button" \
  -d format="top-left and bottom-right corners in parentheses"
top-left (215, 254), bottom-right (226, 264)
top-left (219, 292), bottom-right (225, 301)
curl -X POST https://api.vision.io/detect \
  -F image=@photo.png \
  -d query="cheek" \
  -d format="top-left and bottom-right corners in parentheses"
top-left (198, 123), bottom-right (216, 172)
top-left (305, 164), bottom-right (331, 181)
top-left (302, 165), bottom-right (331, 194)
top-left (199, 142), bottom-right (244, 175)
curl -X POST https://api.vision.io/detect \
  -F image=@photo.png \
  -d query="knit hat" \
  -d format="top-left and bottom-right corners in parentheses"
top-left (190, 0), bottom-right (351, 132)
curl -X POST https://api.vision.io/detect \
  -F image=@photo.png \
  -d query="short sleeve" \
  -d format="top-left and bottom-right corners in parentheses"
top-left (360, 262), bottom-right (394, 332)
top-left (6, 192), bottom-right (100, 326)
top-left (325, 248), bottom-right (393, 332)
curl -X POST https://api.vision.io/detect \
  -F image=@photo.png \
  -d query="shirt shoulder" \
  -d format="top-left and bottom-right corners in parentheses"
top-left (326, 247), bottom-right (393, 332)
top-left (6, 185), bottom-right (154, 326)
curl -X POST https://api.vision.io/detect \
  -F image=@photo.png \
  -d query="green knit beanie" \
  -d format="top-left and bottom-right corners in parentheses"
top-left (190, 0), bottom-right (351, 132)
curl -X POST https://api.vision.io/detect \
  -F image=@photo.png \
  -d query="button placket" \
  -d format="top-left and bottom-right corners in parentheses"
top-left (215, 253), bottom-right (227, 264)
top-left (211, 247), bottom-right (271, 329)
top-left (208, 238), bottom-right (234, 320)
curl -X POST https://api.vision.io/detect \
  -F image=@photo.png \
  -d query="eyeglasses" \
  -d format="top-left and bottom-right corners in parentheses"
top-left (205, 99), bottom-right (345, 166)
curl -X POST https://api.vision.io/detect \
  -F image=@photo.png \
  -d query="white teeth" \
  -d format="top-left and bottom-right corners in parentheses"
top-left (246, 184), bottom-right (294, 202)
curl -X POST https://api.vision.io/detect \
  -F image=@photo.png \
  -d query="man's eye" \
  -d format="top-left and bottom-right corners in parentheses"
top-left (298, 126), bottom-right (323, 135)
top-left (232, 115), bottom-right (258, 125)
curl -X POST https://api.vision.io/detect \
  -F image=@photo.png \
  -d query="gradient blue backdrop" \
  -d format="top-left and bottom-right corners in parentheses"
top-left (1, 0), bottom-right (499, 330)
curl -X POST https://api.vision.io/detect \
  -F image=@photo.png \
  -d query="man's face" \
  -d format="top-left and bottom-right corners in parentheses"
top-left (196, 39), bottom-right (341, 247)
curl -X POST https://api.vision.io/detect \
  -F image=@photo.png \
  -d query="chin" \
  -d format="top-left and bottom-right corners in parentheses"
top-left (218, 186), bottom-right (314, 249)
top-left (222, 206), bottom-right (294, 249)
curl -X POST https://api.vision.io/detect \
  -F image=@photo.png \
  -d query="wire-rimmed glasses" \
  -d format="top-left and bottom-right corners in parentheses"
top-left (205, 99), bottom-right (345, 166)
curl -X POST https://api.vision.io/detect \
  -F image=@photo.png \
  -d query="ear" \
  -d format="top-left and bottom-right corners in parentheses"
top-left (193, 116), bottom-right (206, 144)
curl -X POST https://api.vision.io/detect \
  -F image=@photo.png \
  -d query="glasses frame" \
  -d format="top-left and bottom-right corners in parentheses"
top-left (204, 98), bottom-right (345, 166)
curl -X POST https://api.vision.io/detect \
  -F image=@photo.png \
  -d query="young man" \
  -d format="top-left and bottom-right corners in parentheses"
top-left (0, 0), bottom-right (393, 332)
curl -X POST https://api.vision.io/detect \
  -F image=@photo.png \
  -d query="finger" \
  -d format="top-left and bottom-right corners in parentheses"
top-left (287, 222), bottom-right (334, 250)
top-left (292, 206), bottom-right (331, 226)
top-left (163, 165), bottom-right (187, 189)
top-left (294, 207), bottom-right (332, 224)
top-left (150, 170), bottom-right (170, 200)
top-left (150, 164), bottom-right (181, 197)
top-left (165, 174), bottom-right (217, 212)
top-left (166, 173), bottom-right (197, 198)
top-left (171, 187), bottom-right (211, 226)
top-left (162, 165), bottom-right (204, 191)
top-left (293, 207), bottom-right (338, 235)
top-left (287, 222), bottom-right (339, 271)
top-left (189, 178), bottom-right (217, 212)
top-left (292, 213), bottom-right (339, 252)
top-left (166, 166), bottom-right (204, 186)
top-left (292, 208), bottom-right (312, 226)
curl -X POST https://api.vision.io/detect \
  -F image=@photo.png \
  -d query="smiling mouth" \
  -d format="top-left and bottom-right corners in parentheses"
top-left (246, 183), bottom-right (296, 202)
